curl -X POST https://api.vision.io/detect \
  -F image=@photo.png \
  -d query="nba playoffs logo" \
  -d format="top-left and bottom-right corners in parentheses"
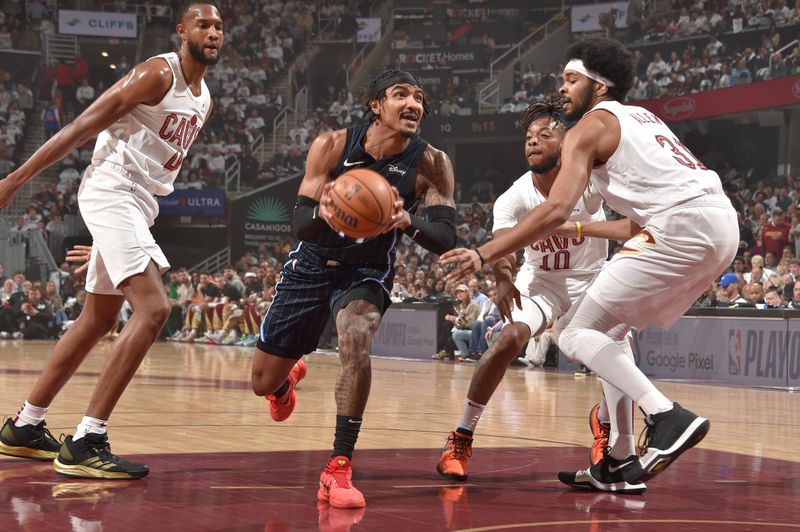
top-left (661, 97), bottom-right (696, 120)
top-left (728, 329), bottom-right (742, 375)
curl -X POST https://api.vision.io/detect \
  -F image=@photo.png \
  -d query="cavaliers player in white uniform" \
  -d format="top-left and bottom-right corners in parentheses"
top-left (437, 98), bottom-right (641, 489)
top-left (443, 38), bottom-right (738, 492)
top-left (0, 1), bottom-right (222, 479)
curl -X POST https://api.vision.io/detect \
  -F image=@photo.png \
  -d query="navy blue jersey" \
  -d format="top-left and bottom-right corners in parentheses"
top-left (303, 122), bottom-right (429, 267)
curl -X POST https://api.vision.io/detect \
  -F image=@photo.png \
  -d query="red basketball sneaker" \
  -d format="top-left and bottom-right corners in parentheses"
top-left (266, 359), bottom-right (307, 422)
top-left (589, 404), bottom-right (611, 465)
top-left (436, 431), bottom-right (473, 481)
top-left (318, 456), bottom-right (366, 508)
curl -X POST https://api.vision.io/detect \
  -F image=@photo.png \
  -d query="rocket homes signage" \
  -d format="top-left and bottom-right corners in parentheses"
top-left (636, 75), bottom-right (800, 122)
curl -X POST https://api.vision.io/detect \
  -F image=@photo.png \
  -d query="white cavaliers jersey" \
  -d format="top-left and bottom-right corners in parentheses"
top-left (90, 52), bottom-right (211, 196)
top-left (493, 171), bottom-right (608, 277)
top-left (587, 100), bottom-right (724, 226)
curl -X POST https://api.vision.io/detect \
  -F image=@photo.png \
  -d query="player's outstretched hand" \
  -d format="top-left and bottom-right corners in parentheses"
top-left (66, 244), bottom-right (92, 275)
top-left (495, 278), bottom-right (522, 323)
top-left (441, 247), bottom-right (481, 283)
top-left (385, 186), bottom-right (409, 232)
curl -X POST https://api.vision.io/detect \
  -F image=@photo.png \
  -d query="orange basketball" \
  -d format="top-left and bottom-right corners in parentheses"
top-left (328, 168), bottom-right (395, 239)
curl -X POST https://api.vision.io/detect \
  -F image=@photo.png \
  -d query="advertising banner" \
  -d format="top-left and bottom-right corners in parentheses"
top-left (58, 10), bottom-right (138, 38)
top-left (636, 75), bottom-right (800, 122)
top-left (371, 304), bottom-right (438, 359)
top-left (571, 2), bottom-right (629, 33)
top-left (229, 175), bottom-right (302, 258)
top-left (433, 1), bottom-right (528, 22)
top-left (633, 317), bottom-right (795, 387)
top-left (157, 189), bottom-right (225, 216)
top-left (390, 45), bottom-right (490, 70)
top-left (356, 17), bottom-right (381, 43)
top-left (411, 68), bottom-right (452, 89)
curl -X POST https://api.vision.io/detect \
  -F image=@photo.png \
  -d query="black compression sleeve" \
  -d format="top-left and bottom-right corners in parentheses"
top-left (405, 205), bottom-right (457, 255)
top-left (292, 195), bottom-right (340, 243)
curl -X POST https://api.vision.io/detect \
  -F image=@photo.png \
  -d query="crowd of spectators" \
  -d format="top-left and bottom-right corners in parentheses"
top-left (696, 174), bottom-right (800, 308)
top-left (0, 72), bottom-right (34, 180)
top-left (0, 261), bottom-right (85, 340)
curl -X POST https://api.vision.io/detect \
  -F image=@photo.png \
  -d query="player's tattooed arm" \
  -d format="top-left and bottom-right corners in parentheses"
top-left (417, 146), bottom-right (456, 209)
top-left (387, 146), bottom-right (457, 254)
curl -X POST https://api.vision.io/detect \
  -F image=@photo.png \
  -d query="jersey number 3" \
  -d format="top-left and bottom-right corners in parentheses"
top-left (655, 135), bottom-right (707, 170)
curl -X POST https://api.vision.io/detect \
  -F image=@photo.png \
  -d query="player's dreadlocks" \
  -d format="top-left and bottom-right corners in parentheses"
top-left (516, 96), bottom-right (568, 133)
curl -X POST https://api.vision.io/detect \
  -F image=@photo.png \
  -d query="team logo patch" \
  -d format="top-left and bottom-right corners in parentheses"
top-left (619, 230), bottom-right (657, 254)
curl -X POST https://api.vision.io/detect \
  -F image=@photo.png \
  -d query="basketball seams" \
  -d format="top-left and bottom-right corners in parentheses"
top-left (330, 182), bottom-right (381, 237)
top-left (348, 170), bottom-right (390, 225)
top-left (332, 178), bottom-right (383, 226)
top-left (327, 168), bottom-right (395, 239)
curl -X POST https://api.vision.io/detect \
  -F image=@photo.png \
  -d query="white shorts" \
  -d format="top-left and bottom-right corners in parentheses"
top-left (78, 164), bottom-right (170, 295)
top-left (508, 267), bottom-right (596, 337)
top-left (588, 195), bottom-right (738, 330)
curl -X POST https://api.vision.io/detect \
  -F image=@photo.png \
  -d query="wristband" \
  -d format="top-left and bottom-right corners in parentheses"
top-left (576, 221), bottom-right (582, 240)
top-left (475, 249), bottom-right (485, 267)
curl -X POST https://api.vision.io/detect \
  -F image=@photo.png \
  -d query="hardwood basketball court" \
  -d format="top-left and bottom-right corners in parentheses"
top-left (1, 339), bottom-right (798, 531)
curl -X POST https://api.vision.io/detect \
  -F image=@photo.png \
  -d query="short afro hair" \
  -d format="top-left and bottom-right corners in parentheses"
top-left (516, 96), bottom-right (568, 133)
top-left (564, 38), bottom-right (635, 102)
top-left (175, 0), bottom-right (221, 25)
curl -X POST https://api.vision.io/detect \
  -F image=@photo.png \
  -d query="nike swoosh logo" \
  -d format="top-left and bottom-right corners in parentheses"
top-left (347, 419), bottom-right (361, 424)
top-left (608, 460), bottom-right (634, 473)
top-left (343, 159), bottom-right (363, 167)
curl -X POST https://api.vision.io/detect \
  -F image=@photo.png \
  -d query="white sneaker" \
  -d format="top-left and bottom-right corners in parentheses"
top-left (12, 332), bottom-right (24, 339)
top-left (221, 331), bottom-right (239, 345)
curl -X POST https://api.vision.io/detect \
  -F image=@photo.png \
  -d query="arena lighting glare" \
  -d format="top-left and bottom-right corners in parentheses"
top-left (100, 51), bottom-right (109, 57)
top-left (109, 64), bottom-right (116, 70)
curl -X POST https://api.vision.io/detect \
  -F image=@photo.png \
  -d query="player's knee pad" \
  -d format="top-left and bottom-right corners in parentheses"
top-left (557, 325), bottom-right (583, 364)
top-left (558, 326), bottom-right (616, 367)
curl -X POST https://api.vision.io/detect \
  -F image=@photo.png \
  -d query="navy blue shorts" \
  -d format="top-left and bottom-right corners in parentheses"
top-left (257, 244), bottom-right (393, 360)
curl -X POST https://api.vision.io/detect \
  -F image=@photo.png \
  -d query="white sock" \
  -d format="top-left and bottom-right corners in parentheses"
top-left (597, 393), bottom-right (610, 424)
top-left (14, 401), bottom-right (48, 427)
top-left (603, 339), bottom-right (637, 459)
top-left (73, 416), bottom-right (108, 441)
top-left (456, 399), bottom-right (485, 434)
top-left (571, 331), bottom-right (672, 416)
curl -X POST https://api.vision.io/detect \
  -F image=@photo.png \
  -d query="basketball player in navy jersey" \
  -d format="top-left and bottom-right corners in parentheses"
top-left (251, 70), bottom-right (457, 508)
top-left (0, 1), bottom-right (222, 479)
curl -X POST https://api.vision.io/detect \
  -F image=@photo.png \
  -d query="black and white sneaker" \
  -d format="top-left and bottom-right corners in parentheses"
top-left (635, 402), bottom-right (709, 483)
top-left (558, 453), bottom-right (647, 494)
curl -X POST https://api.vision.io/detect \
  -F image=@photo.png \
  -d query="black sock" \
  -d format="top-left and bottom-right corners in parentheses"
top-left (273, 380), bottom-right (289, 397)
top-left (332, 415), bottom-right (362, 460)
top-left (456, 427), bottom-right (473, 437)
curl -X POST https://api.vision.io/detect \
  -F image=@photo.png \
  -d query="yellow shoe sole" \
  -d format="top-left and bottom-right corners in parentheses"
top-left (53, 458), bottom-right (149, 480)
top-left (0, 440), bottom-right (58, 461)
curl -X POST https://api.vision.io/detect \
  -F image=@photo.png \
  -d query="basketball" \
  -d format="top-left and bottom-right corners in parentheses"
top-left (327, 168), bottom-right (395, 239)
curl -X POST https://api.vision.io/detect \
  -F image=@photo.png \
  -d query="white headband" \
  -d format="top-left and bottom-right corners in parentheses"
top-left (564, 59), bottom-right (616, 87)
